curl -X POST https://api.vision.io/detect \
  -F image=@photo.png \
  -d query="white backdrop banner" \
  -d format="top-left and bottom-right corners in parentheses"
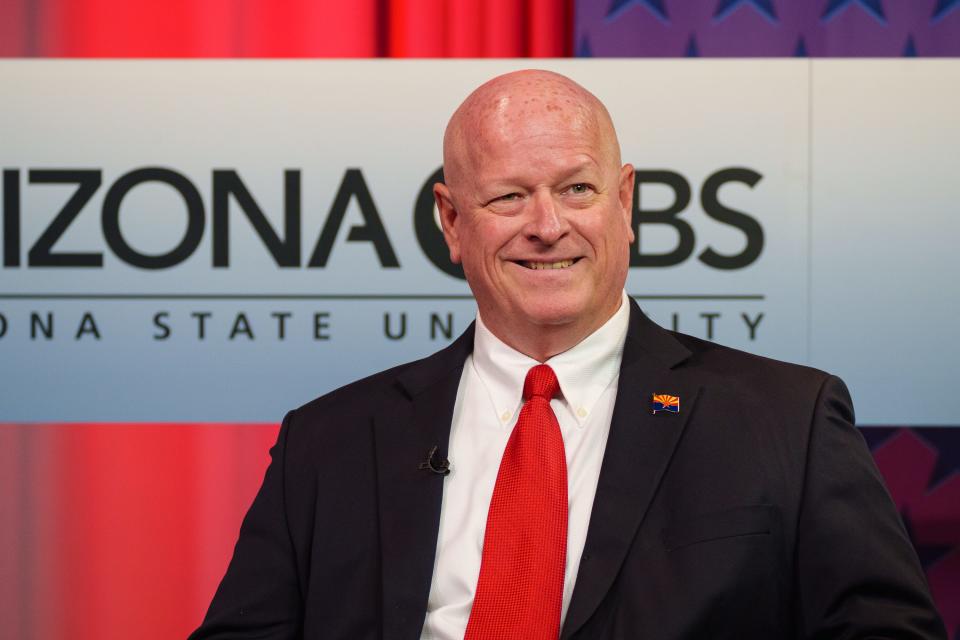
top-left (0, 60), bottom-right (957, 424)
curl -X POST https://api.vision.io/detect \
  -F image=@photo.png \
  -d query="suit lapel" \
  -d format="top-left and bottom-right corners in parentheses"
top-left (561, 302), bottom-right (701, 639)
top-left (374, 325), bottom-right (474, 640)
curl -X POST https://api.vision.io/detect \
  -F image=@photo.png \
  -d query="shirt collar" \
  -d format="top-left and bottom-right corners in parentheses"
top-left (471, 291), bottom-right (630, 428)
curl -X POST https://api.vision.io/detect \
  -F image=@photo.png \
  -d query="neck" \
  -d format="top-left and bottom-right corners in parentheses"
top-left (481, 299), bottom-right (624, 363)
top-left (497, 331), bottom-right (582, 363)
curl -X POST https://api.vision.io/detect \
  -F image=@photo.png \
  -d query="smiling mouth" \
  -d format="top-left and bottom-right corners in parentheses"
top-left (518, 258), bottom-right (580, 270)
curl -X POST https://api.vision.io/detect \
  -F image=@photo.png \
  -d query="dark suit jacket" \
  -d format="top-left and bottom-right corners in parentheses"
top-left (191, 301), bottom-right (946, 639)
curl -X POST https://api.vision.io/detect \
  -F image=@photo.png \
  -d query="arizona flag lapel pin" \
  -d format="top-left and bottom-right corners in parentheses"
top-left (652, 393), bottom-right (680, 415)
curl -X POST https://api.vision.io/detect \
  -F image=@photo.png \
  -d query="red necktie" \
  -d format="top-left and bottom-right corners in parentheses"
top-left (465, 364), bottom-right (568, 640)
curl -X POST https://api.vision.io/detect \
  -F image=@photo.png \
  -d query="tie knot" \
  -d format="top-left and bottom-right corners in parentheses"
top-left (523, 364), bottom-right (560, 401)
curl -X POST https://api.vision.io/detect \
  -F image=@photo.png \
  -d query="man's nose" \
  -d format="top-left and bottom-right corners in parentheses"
top-left (523, 191), bottom-right (568, 244)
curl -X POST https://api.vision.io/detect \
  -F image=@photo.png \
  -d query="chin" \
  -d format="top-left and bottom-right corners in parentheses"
top-left (515, 297), bottom-right (588, 328)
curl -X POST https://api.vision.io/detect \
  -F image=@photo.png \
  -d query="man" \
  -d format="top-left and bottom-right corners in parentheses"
top-left (191, 70), bottom-right (946, 639)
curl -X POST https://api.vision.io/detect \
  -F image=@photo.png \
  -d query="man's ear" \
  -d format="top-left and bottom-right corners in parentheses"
top-left (434, 182), bottom-right (463, 264)
top-left (618, 164), bottom-right (636, 244)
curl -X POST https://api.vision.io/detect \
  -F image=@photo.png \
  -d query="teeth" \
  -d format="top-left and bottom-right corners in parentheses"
top-left (524, 259), bottom-right (574, 270)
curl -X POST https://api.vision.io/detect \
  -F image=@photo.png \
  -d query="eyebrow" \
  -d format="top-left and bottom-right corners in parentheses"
top-left (554, 160), bottom-right (601, 184)
top-left (482, 159), bottom-right (602, 195)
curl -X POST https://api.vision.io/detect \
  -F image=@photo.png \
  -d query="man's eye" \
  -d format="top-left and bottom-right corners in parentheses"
top-left (496, 193), bottom-right (520, 202)
top-left (569, 183), bottom-right (592, 194)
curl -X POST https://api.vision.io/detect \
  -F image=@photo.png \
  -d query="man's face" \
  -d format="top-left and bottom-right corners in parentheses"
top-left (436, 95), bottom-right (635, 348)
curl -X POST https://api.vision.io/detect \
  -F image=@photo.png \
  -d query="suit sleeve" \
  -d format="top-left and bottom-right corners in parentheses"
top-left (795, 375), bottom-right (946, 639)
top-left (189, 411), bottom-right (303, 640)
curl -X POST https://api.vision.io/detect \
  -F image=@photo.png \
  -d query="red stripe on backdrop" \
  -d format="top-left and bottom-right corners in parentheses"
top-left (0, 423), bottom-right (278, 640)
top-left (447, 0), bottom-right (484, 57)
top-left (0, 0), bottom-right (27, 55)
top-left (389, 0), bottom-right (447, 57)
top-left (37, 0), bottom-right (240, 57)
top-left (351, 0), bottom-right (578, 57)
top-left (528, 0), bottom-right (572, 57)
top-left (238, 0), bottom-right (381, 57)
top-left (0, 426), bottom-right (26, 638)
top-left (12, 0), bottom-right (570, 57)
top-left (30, 0), bottom-right (382, 57)
top-left (483, 0), bottom-right (527, 57)
top-left (387, 0), bottom-right (570, 57)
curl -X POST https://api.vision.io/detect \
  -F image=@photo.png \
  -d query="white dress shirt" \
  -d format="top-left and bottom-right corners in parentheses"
top-left (420, 292), bottom-right (630, 640)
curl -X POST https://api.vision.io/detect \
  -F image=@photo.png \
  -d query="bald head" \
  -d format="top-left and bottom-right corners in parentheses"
top-left (442, 70), bottom-right (622, 195)
top-left (433, 70), bottom-right (635, 361)
top-left (432, 69), bottom-right (635, 361)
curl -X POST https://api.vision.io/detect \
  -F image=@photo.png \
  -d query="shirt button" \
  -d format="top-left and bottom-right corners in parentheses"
top-left (501, 411), bottom-right (512, 423)
top-left (577, 407), bottom-right (588, 418)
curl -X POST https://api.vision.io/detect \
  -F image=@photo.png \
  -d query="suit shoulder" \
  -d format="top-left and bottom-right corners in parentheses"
top-left (668, 331), bottom-right (836, 398)
top-left (272, 357), bottom-right (429, 462)
top-left (287, 329), bottom-right (471, 423)
top-left (289, 359), bottom-right (416, 421)
top-left (662, 331), bottom-right (856, 435)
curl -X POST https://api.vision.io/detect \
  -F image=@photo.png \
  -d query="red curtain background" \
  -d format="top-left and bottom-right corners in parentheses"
top-left (0, 424), bottom-right (279, 639)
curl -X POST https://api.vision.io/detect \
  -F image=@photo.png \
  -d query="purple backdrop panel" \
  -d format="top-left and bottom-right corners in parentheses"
top-left (864, 427), bottom-right (960, 639)
top-left (576, 0), bottom-right (960, 56)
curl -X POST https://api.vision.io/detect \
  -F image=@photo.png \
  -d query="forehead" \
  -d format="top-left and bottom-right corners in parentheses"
top-left (467, 82), bottom-right (597, 142)
top-left (464, 95), bottom-right (606, 177)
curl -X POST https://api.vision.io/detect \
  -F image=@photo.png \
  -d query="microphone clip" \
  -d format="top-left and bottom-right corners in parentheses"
top-left (419, 445), bottom-right (450, 476)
